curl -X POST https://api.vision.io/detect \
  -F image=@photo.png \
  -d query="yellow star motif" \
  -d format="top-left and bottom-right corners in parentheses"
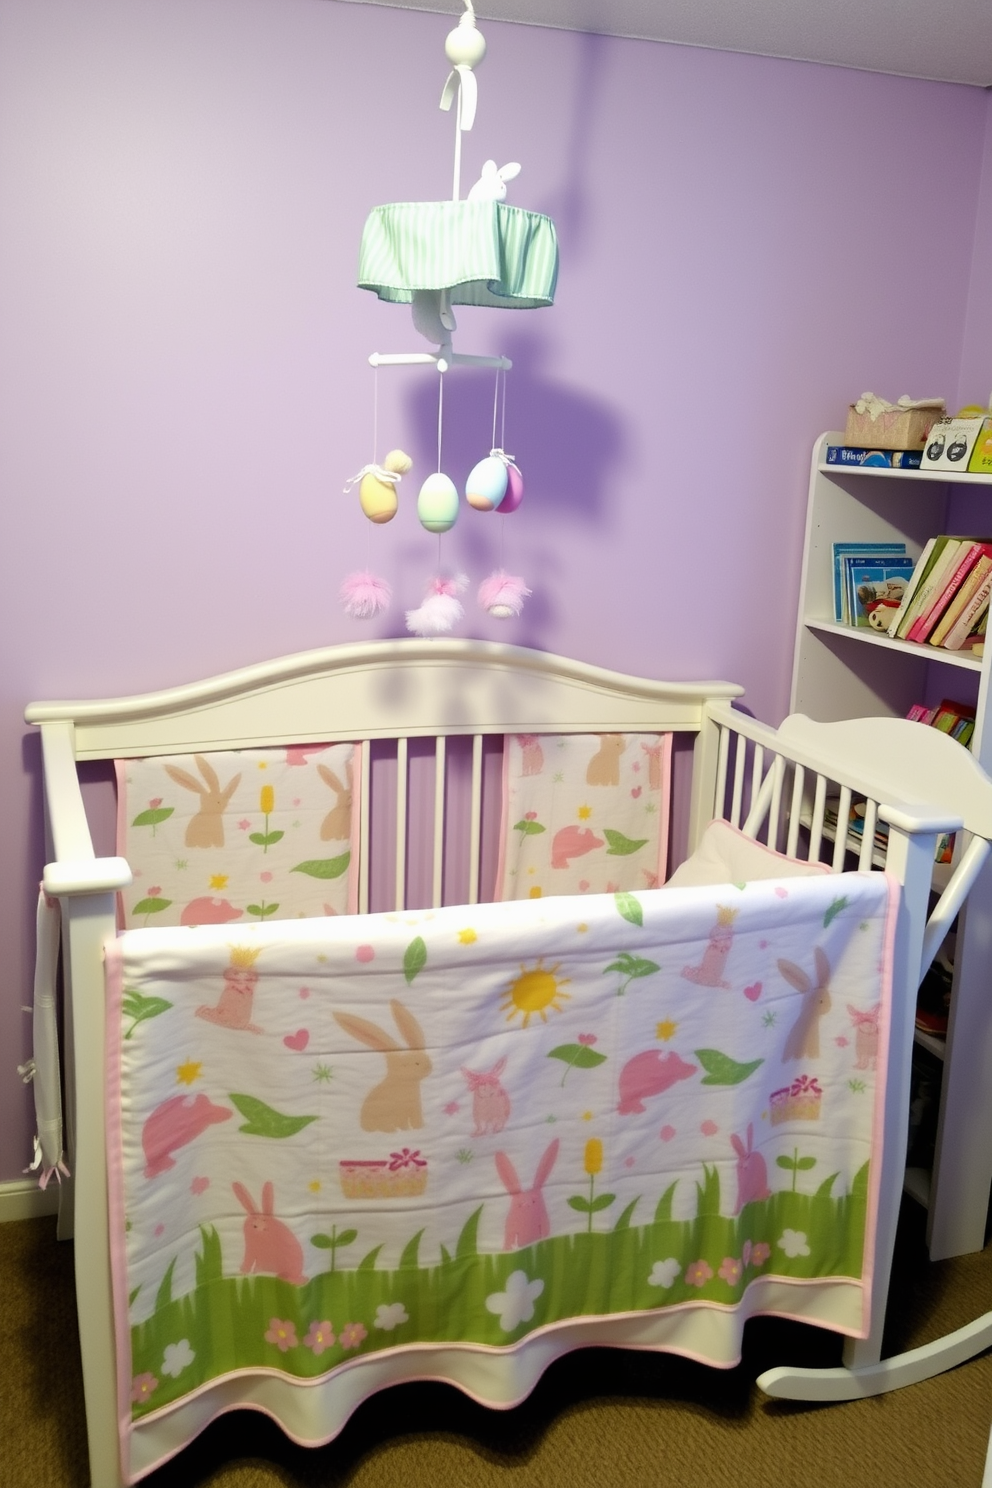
top-left (308, 1180), bottom-right (321, 1194)
top-left (577, 805), bottom-right (592, 821)
top-left (582, 1110), bottom-right (594, 1122)
top-left (209, 874), bottom-right (229, 890)
top-left (176, 1060), bottom-right (202, 1086)
top-left (529, 886), bottom-right (543, 899)
top-left (458, 928), bottom-right (477, 944)
top-left (656, 1020), bottom-right (678, 1042)
top-left (258, 761), bottom-right (268, 770)
top-left (576, 923), bottom-right (589, 934)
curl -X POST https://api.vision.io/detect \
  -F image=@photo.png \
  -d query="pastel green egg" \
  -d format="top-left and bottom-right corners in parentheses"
top-left (417, 472), bottom-right (459, 533)
top-left (465, 456), bottom-right (508, 511)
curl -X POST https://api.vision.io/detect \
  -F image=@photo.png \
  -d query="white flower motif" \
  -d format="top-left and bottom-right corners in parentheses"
top-left (648, 1258), bottom-right (681, 1289)
top-left (374, 1302), bottom-right (409, 1332)
top-left (161, 1339), bottom-right (195, 1378)
top-left (778, 1228), bottom-right (811, 1258)
top-left (485, 1270), bottom-right (545, 1332)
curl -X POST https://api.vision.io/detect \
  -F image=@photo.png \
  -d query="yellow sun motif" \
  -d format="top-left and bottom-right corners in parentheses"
top-left (176, 1060), bottom-right (202, 1086)
top-left (582, 1110), bottom-right (594, 1122)
top-left (209, 874), bottom-right (229, 890)
top-left (528, 886), bottom-right (543, 899)
top-left (576, 923), bottom-right (589, 934)
top-left (577, 804), bottom-right (592, 821)
top-left (308, 1179), bottom-right (321, 1194)
top-left (656, 1020), bottom-right (678, 1042)
top-left (500, 959), bottom-right (570, 1027)
top-left (458, 928), bottom-right (477, 945)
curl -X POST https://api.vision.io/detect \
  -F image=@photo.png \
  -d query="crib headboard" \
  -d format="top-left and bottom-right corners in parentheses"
top-left (26, 639), bottom-right (744, 910)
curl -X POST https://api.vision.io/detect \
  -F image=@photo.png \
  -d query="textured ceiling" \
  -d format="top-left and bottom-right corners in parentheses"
top-left (333, 0), bottom-right (992, 87)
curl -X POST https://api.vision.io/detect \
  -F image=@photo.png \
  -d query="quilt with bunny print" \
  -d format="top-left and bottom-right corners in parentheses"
top-left (107, 870), bottom-right (895, 1478)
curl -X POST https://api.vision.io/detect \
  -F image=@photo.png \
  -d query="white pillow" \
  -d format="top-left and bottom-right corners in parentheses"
top-left (664, 817), bottom-right (831, 889)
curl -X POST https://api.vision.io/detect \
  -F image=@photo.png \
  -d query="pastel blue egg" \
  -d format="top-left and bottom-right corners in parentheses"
top-left (417, 472), bottom-right (459, 533)
top-left (465, 456), bottom-right (508, 511)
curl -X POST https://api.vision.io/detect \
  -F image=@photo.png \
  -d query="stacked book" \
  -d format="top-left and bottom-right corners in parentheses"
top-left (883, 535), bottom-right (992, 650)
top-left (832, 542), bottom-right (914, 626)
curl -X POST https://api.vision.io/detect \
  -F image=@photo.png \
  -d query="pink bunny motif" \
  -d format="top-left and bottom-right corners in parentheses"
top-left (640, 740), bottom-right (665, 791)
top-left (848, 1002), bottom-right (880, 1070)
top-left (779, 947), bottom-right (832, 1061)
top-left (516, 735), bottom-right (545, 776)
top-left (730, 1123), bottom-right (771, 1213)
top-left (163, 754), bottom-right (241, 848)
top-left (317, 760), bottom-right (353, 841)
top-left (494, 1138), bottom-right (559, 1249)
top-left (333, 999), bottom-right (432, 1132)
top-left (461, 1057), bottom-right (511, 1135)
top-left (233, 1181), bottom-right (308, 1284)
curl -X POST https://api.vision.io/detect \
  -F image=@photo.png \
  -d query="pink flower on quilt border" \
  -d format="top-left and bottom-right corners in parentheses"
top-left (130, 1372), bottom-right (158, 1405)
top-left (684, 1259), bottom-right (713, 1288)
top-left (751, 1242), bottom-right (771, 1267)
top-left (339, 1321), bottom-right (367, 1351)
top-left (264, 1318), bottom-right (298, 1353)
top-left (718, 1256), bottom-right (742, 1286)
top-left (303, 1321), bottom-right (335, 1356)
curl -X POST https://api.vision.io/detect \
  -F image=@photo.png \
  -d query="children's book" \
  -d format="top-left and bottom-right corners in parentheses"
top-left (895, 537), bottom-right (964, 639)
top-left (825, 447), bottom-right (922, 469)
top-left (906, 540), bottom-right (992, 643)
top-left (930, 553), bottom-right (992, 646)
top-left (831, 541), bottom-right (906, 623)
top-left (845, 557), bottom-right (916, 629)
top-left (885, 536), bottom-right (937, 637)
top-left (943, 577), bottom-right (992, 650)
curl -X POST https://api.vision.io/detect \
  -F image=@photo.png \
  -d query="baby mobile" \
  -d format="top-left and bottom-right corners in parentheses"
top-left (340, 0), bottom-right (558, 635)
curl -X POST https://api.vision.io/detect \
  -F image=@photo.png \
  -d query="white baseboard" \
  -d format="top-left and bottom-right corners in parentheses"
top-left (0, 1177), bottom-right (60, 1222)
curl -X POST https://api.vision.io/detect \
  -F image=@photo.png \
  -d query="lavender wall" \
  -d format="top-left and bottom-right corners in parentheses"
top-left (0, 0), bottom-right (987, 1182)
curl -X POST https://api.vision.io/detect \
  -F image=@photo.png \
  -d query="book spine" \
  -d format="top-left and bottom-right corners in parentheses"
top-left (887, 537), bottom-right (936, 637)
top-left (906, 542), bottom-right (982, 642)
top-left (825, 447), bottom-right (922, 468)
top-left (943, 577), bottom-right (992, 650)
top-left (897, 538), bottom-right (954, 638)
top-left (930, 553), bottom-right (992, 646)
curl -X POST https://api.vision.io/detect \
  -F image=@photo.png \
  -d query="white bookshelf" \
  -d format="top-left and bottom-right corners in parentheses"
top-left (791, 432), bottom-right (992, 1259)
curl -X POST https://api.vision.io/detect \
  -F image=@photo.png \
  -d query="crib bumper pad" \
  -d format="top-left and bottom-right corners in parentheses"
top-left (106, 873), bottom-right (896, 1483)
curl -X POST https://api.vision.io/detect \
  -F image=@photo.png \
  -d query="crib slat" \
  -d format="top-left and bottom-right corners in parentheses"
top-left (832, 785), bottom-right (852, 872)
top-left (432, 736), bottom-right (446, 909)
top-left (359, 739), bottom-right (371, 915)
top-left (395, 737), bottom-right (408, 911)
top-left (809, 773), bottom-right (827, 862)
top-left (467, 734), bottom-right (483, 905)
top-left (767, 754), bottom-right (785, 849)
top-left (715, 726), bottom-right (730, 821)
top-left (786, 764), bottom-right (805, 858)
top-left (859, 798), bottom-right (878, 871)
top-left (730, 734), bottom-right (746, 828)
top-left (751, 744), bottom-right (764, 813)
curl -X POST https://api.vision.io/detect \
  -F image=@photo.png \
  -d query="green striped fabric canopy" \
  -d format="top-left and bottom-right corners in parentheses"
top-left (358, 200), bottom-right (558, 309)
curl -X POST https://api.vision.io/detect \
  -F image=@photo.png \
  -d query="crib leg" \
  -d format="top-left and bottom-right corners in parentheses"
top-left (758, 1311), bottom-right (992, 1401)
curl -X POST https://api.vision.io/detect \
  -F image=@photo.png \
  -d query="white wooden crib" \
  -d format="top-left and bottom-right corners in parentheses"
top-left (24, 639), bottom-right (992, 1488)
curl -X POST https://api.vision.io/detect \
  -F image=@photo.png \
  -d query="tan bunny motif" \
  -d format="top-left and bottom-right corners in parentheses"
top-left (778, 947), bottom-right (832, 1061)
top-left (333, 999), bottom-right (432, 1131)
top-left (586, 734), bottom-right (626, 787)
top-left (232, 1181), bottom-right (308, 1284)
top-left (163, 754), bottom-right (241, 848)
top-left (318, 760), bottom-right (353, 841)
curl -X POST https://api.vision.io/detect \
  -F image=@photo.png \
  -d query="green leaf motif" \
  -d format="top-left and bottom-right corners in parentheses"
top-left (603, 954), bottom-right (659, 981)
top-left (228, 1093), bottom-right (317, 1139)
top-left (776, 1154), bottom-right (796, 1171)
top-left (568, 1193), bottom-right (615, 1214)
top-left (155, 1257), bottom-right (176, 1314)
top-left (247, 902), bottom-right (279, 918)
top-left (132, 896), bottom-right (172, 916)
top-left (132, 806), bottom-right (174, 828)
top-left (291, 852), bottom-right (351, 880)
top-left (815, 1173), bottom-right (839, 1198)
top-left (567, 1195), bottom-right (593, 1213)
top-left (249, 830), bottom-right (285, 847)
top-left (122, 990), bottom-right (172, 1038)
top-left (613, 1197), bottom-right (639, 1231)
top-left (455, 1205), bottom-right (483, 1260)
top-left (399, 1228), bottom-right (425, 1270)
top-left (547, 1043), bottom-right (607, 1071)
top-left (823, 896), bottom-right (849, 928)
top-left (604, 828), bottom-right (649, 856)
top-left (694, 1048), bottom-right (764, 1086)
top-left (357, 1244), bottom-right (383, 1272)
top-left (654, 1181), bottom-right (677, 1223)
top-left (310, 1233), bottom-right (334, 1250)
top-left (513, 819), bottom-right (547, 835)
top-left (796, 1156), bottom-right (817, 1171)
top-left (404, 936), bottom-right (427, 985)
top-left (614, 891), bottom-right (643, 927)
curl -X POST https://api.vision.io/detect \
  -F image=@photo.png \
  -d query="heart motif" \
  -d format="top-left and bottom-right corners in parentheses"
top-left (774, 886), bottom-right (789, 899)
top-left (579, 879), bottom-right (590, 892)
top-left (630, 786), bottom-right (642, 798)
top-left (283, 1029), bottom-right (310, 1052)
top-left (744, 981), bottom-right (762, 1002)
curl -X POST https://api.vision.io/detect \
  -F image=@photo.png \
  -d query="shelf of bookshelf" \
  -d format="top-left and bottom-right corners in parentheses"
top-left (791, 431), bottom-right (992, 1261)
top-left (804, 619), bottom-right (982, 672)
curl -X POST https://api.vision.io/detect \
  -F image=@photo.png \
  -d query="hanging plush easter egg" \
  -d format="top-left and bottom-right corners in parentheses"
top-left (417, 472), bottom-right (459, 533)
top-left (359, 471), bottom-right (398, 524)
top-left (498, 461), bottom-right (524, 514)
top-left (465, 455), bottom-right (508, 512)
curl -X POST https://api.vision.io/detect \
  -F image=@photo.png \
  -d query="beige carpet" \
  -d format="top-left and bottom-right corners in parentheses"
top-left (2, 1202), bottom-right (990, 1488)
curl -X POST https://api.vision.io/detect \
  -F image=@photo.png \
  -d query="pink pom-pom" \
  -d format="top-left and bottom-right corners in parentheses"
top-left (405, 574), bottom-right (468, 637)
top-left (478, 570), bottom-right (530, 619)
top-left (340, 570), bottom-right (391, 619)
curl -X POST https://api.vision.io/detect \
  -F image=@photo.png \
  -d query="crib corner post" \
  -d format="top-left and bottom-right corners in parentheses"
top-left (687, 706), bottom-right (723, 854)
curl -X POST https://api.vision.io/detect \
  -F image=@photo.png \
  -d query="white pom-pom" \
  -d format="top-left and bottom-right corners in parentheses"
top-left (405, 574), bottom-right (468, 637)
top-left (340, 570), bottom-right (391, 619)
top-left (478, 570), bottom-right (530, 619)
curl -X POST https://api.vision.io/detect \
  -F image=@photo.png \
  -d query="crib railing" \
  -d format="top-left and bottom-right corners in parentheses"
top-left (699, 700), bottom-right (992, 990)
